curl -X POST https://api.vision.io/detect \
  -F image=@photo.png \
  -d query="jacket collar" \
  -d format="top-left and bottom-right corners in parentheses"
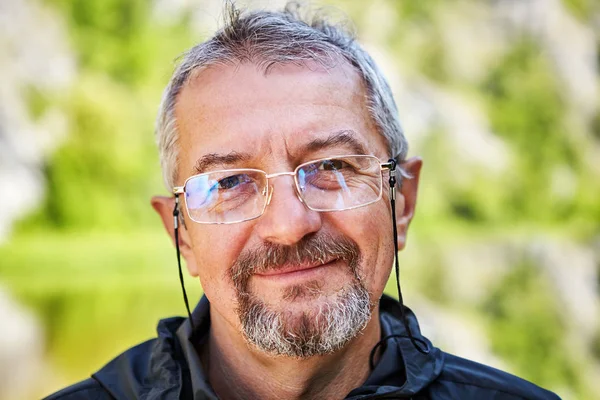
top-left (94, 295), bottom-right (444, 399)
top-left (345, 296), bottom-right (444, 398)
top-left (176, 296), bottom-right (218, 400)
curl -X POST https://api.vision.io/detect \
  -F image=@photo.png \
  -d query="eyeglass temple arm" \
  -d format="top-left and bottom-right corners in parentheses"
top-left (382, 160), bottom-right (397, 201)
top-left (381, 160), bottom-right (411, 179)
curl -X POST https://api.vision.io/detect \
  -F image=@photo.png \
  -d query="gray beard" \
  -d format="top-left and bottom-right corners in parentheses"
top-left (238, 281), bottom-right (372, 358)
top-left (230, 232), bottom-right (372, 358)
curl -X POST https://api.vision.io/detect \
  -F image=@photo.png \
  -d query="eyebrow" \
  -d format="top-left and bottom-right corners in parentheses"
top-left (192, 151), bottom-right (252, 175)
top-left (303, 130), bottom-right (369, 156)
top-left (191, 130), bottom-right (369, 175)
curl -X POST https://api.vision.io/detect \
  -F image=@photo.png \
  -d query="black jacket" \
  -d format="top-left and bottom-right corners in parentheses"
top-left (45, 295), bottom-right (560, 399)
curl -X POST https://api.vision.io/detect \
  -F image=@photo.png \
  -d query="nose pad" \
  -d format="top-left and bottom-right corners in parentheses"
top-left (295, 185), bottom-right (306, 205)
top-left (255, 176), bottom-right (322, 245)
top-left (264, 178), bottom-right (308, 209)
top-left (264, 185), bottom-right (274, 206)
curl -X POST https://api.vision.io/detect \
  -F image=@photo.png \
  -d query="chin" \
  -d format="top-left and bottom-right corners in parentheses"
top-left (238, 281), bottom-right (373, 358)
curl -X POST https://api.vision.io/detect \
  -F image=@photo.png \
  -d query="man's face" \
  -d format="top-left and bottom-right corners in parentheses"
top-left (173, 61), bottom-right (397, 356)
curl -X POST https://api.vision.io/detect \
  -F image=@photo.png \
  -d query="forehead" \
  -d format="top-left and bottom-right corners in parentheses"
top-left (174, 61), bottom-right (388, 177)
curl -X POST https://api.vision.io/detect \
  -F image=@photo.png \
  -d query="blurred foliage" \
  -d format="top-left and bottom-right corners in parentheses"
top-left (483, 40), bottom-right (584, 223)
top-left (1, 0), bottom-right (599, 398)
top-left (0, 232), bottom-right (202, 383)
top-left (16, 0), bottom-right (198, 232)
top-left (562, 0), bottom-right (600, 21)
top-left (482, 263), bottom-right (580, 391)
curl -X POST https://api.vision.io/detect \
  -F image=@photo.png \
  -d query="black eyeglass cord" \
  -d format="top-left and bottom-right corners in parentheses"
top-left (173, 195), bottom-right (195, 331)
top-left (368, 334), bottom-right (430, 371)
top-left (386, 159), bottom-right (429, 357)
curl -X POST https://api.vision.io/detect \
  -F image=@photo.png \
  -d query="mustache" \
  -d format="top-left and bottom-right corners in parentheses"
top-left (229, 232), bottom-right (361, 291)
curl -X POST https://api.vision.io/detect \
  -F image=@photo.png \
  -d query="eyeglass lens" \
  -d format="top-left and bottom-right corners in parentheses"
top-left (183, 155), bottom-right (383, 224)
top-left (297, 156), bottom-right (381, 211)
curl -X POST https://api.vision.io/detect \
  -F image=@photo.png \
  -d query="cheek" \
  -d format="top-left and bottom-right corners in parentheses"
top-left (187, 224), bottom-right (251, 307)
top-left (330, 202), bottom-right (395, 295)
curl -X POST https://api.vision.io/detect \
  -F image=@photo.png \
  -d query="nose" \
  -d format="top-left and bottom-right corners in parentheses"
top-left (254, 176), bottom-right (322, 246)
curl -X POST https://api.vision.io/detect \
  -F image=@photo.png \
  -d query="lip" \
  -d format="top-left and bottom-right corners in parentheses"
top-left (254, 259), bottom-right (338, 279)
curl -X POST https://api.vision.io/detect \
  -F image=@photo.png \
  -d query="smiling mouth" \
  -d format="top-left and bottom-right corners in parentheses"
top-left (254, 259), bottom-right (339, 280)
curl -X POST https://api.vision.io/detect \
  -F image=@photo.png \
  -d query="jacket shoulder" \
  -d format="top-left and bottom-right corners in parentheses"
top-left (43, 378), bottom-right (114, 400)
top-left (430, 352), bottom-right (561, 399)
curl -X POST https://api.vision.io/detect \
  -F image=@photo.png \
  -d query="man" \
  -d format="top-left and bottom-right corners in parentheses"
top-left (47, 3), bottom-right (559, 399)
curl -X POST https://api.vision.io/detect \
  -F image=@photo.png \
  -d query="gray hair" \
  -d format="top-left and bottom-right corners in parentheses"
top-left (155, 2), bottom-right (408, 190)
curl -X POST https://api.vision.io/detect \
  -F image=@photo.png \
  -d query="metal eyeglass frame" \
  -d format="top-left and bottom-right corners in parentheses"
top-left (173, 155), bottom-right (394, 224)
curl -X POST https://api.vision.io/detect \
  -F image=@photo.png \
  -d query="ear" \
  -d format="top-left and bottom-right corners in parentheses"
top-left (151, 196), bottom-right (200, 277)
top-left (394, 157), bottom-right (422, 251)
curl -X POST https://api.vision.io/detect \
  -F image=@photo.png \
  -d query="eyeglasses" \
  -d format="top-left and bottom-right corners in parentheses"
top-left (173, 155), bottom-right (396, 224)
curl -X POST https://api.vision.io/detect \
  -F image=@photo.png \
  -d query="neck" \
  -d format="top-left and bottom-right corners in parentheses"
top-left (202, 306), bottom-right (381, 400)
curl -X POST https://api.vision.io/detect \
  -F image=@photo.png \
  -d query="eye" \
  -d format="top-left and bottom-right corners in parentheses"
top-left (217, 174), bottom-right (253, 190)
top-left (317, 159), bottom-right (350, 171)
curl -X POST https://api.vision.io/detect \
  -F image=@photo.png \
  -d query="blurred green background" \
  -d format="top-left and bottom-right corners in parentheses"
top-left (1, 0), bottom-right (599, 399)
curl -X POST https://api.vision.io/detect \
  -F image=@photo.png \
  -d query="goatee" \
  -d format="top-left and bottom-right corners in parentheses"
top-left (230, 232), bottom-right (373, 358)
